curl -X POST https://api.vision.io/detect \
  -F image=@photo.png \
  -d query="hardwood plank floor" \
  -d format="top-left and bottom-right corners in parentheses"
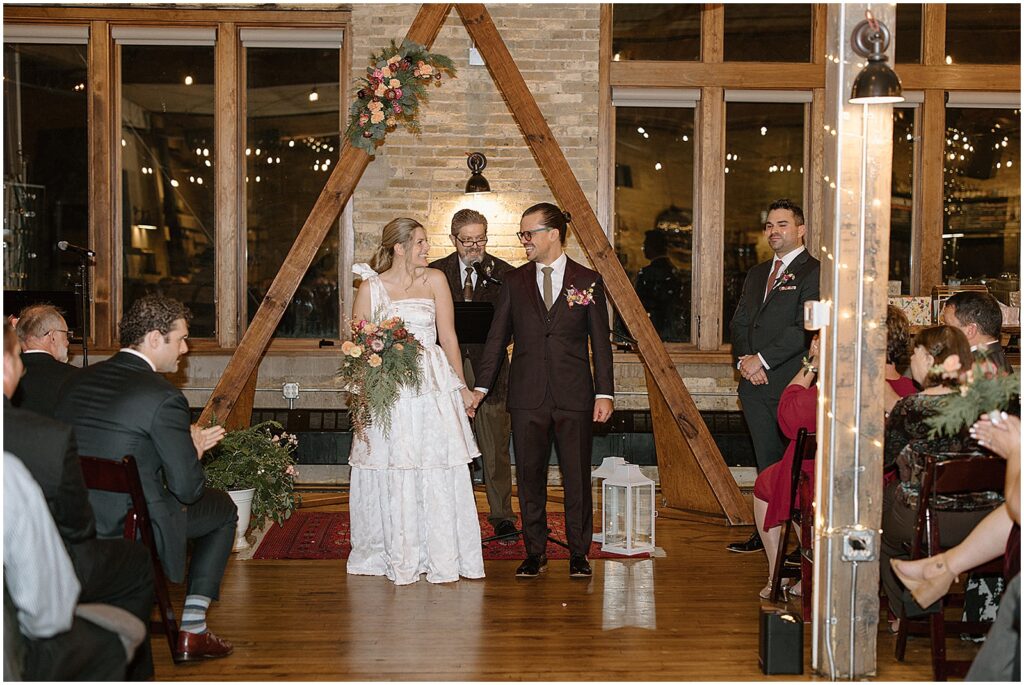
top-left (153, 490), bottom-right (978, 680)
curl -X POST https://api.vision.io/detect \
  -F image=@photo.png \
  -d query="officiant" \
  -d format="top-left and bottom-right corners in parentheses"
top-left (429, 209), bottom-right (517, 539)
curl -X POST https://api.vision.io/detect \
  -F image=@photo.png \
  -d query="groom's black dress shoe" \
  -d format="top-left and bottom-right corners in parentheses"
top-left (726, 530), bottom-right (764, 553)
top-left (569, 554), bottom-right (592, 578)
top-left (494, 520), bottom-right (518, 539)
top-left (515, 554), bottom-right (547, 577)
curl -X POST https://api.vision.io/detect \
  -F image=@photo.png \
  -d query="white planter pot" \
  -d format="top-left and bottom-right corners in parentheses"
top-left (227, 488), bottom-right (256, 552)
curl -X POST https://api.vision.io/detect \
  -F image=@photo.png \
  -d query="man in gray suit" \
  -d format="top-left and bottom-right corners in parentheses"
top-left (728, 199), bottom-right (820, 553)
top-left (55, 296), bottom-right (235, 661)
top-left (429, 208), bottom-right (517, 538)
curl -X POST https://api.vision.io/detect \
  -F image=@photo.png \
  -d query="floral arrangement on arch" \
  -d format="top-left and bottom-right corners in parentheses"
top-left (925, 353), bottom-right (1020, 438)
top-left (203, 421), bottom-right (301, 530)
top-left (345, 39), bottom-right (456, 152)
top-left (336, 314), bottom-right (423, 438)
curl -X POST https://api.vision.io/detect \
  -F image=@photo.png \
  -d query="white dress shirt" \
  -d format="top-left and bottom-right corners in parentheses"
top-left (3, 452), bottom-right (81, 639)
top-left (119, 347), bottom-right (157, 371)
top-left (477, 251), bottom-right (613, 403)
top-left (458, 257), bottom-right (479, 290)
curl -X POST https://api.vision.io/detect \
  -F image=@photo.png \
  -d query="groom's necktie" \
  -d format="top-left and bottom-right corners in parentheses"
top-left (764, 258), bottom-right (783, 301)
top-left (463, 266), bottom-right (474, 301)
top-left (542, 266), bottom-right (554, 309)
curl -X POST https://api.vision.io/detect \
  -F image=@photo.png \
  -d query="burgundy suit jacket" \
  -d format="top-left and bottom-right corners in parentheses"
top-left (476, 257), bottom-right (615, 412)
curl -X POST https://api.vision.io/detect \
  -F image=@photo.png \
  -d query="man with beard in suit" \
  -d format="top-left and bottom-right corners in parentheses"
top-left (54, 296), bottom-right (235, 661)
top-left (3, 322), bottom-right (155, 679)
top-left (727, 199), bottom-right (820, 554)
top-left (13, 303), bottom-right (78, 416)
top-left (942, 290), bottom-right (1014, 373)
top-left (473, 202), bottom-right (615, 578)
top-left (429, 208), bottom-right (517, 539)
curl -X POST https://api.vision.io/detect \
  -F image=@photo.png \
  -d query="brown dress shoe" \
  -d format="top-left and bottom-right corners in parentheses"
top-left (176, 630), bottom-right (234, 661)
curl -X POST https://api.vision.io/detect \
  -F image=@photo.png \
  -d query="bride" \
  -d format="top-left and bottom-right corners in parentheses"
top-left (346, 217), bottom-right (485, 584)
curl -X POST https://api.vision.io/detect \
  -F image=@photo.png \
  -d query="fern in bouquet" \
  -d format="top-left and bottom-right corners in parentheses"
top-left (336, 315), bottom-right (423, 439)
top-left (925, 353), bottom-right (1020, 438)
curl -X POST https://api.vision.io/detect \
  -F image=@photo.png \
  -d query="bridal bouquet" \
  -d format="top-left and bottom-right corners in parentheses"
top-left (337, 316), bottom-right (422, 438)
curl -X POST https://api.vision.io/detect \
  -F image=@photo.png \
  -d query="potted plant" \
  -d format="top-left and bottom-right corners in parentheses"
top-left (203, 420), bottom-right (301, 550)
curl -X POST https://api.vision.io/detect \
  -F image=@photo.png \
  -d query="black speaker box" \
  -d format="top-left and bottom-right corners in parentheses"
top-left (759, 607), bottom-right (803, 675)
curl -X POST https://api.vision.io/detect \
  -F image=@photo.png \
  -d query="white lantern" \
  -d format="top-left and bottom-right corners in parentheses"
top-left (591, 456), bottom-right (627, 542)
top-left (601, 464), bottom-right (656, 556)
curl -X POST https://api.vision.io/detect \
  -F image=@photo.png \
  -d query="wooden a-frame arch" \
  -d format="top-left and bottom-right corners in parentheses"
top-left (199, 3), bottom-right (752, 525)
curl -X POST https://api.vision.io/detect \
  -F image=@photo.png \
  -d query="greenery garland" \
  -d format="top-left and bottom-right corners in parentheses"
top-left (925, 354), bottom-right (1020, 438)
top-left (345, 39), bottom-right (456, 152)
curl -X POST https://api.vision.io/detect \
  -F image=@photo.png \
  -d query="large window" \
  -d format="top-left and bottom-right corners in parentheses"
top-left (3, 39), bottom-right (89, 334)
top-left (722, 100), bottom-right (805, 342)
top-left (946, 4), bottom-right (1021, 65)
top-left (890, 106), bottom-right (917, 294)
top-left (614, 104), bottom-right (695, 343)
top-left (120, 38), bottom-right (217, 337)
top-left (724, 4), bottom-right (812, 62)
top-left (245, 43), bottom-right (341, 340)
top-left (611, 4), bottom-right (700, 62)
top-left (943, 106), bottom-right (1021, 285)
top-left (894, 4), bottom-right (922, 65)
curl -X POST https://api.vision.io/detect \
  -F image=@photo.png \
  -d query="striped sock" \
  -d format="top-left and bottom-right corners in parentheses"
top-left (180, 594), bottom-right (211, 635)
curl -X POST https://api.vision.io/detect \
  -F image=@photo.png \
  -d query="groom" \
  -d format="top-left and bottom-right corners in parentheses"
top-left (473, 202), bottom-right (614, 578)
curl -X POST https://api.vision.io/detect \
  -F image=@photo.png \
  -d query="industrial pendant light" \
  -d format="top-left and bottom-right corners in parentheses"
top-left (464, 152), bottom-right (491, 194)
top-left (849, 14), bottom-right (904, 105)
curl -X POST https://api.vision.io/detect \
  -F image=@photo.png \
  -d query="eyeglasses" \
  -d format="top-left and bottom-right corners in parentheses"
top-left (516, 227), bottom-right (555, 242)
top-left (47, 329), bottom-right (70, 338)
top-left (455, 236), bottom-right (488, 247)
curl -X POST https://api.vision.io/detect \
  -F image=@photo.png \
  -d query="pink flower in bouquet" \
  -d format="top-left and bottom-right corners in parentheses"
top-left (286, 464), bottom-right (298, 477)
top-left (368, 353), bottom-right (382, 368)
top-left (372, 68), bottom-right (383, 79)
top-left (418, 61), bottom-right (433, 75)
top-left (381, 318), bottom-right (397, 330)
top-left (393, 88), bottom-right (403, 99)
top-left (370, 338), bottom-right (385, 352)
top-left (363, 323), bottom-right (378, 335)
top-left (941, 354), bottom-right (962, 379)
top-left (389, 78), bottom-right (401, 89)
top-left (392, 104), bottom-right (403, 114)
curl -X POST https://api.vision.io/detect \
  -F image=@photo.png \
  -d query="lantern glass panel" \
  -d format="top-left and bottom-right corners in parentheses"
top-left (603, 483), bottom-right (627, 548)
top-left (633, 485), bottom-right (654, 547)
top-left (592, 479), bottom-right (604, 540)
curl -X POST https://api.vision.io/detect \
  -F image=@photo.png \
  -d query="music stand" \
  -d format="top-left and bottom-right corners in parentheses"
top-left (453, 301), bottom-right (494, 344)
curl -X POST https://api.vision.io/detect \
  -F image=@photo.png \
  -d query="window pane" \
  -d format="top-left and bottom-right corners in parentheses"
top-left (611, 4), bottom-right (701, 62)
top-left (943, 107), bottom-right (1021, 285)
top-left (246, 47), bottom-right (339, 339)
top-left (724, 4), bottom-right (812, 62)
top-left (723, 102), bottom-right (805, 343)
top-left (614, 107), bottom-right (695, 343)
top-left (889, 108), bottom-right (915, 294)
top-left (946, 4), bottom-right (1021, 65)
top-left (895, 4), bottom-right (922, 65)
top-left (121, 45), bottom-right (216, 337)
top-left (3, 43), bottom-right (89, 336)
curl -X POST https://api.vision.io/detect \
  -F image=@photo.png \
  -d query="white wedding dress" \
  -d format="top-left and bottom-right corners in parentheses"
top-left (346, 265), bottom-right (485, 584)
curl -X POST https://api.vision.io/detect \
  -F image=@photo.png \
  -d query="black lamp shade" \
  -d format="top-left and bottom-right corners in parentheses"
top-left (850, 59), bottom-right (904, 104)
top-left (465, 172), bottom-right (490, 194)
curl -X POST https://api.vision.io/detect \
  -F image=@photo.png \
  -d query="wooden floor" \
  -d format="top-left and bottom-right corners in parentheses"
top-left (153, 490), bottom-right (978, 681)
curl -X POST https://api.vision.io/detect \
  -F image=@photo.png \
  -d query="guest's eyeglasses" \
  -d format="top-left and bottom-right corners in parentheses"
top-left (455, 236), bottom-right (488, 247)
top-left (47, 329), bottom-right (69, 338)
top-left (516, 227), bottom-right (555, 242)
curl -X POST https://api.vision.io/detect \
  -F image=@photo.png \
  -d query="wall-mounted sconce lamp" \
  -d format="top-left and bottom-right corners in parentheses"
top-left (465, 152), bottom-right (491, 194)
top-left (849, 13), bottom-right (904, 104)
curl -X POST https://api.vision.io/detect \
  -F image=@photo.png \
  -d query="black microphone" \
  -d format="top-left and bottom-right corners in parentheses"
top-left (473, 260), bottom-right (502, 286)
top-left (57, 241), bottom-right (96, 258)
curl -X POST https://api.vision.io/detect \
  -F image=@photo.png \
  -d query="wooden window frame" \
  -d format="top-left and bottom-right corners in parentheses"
top-left (600, 3), bottom-right (1020, 362)
top-left (4, 5), bottom-right (352, 355)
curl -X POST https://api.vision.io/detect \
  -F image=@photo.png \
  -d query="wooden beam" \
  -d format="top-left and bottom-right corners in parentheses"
top-left (88, 20), bottom-right (114, 349)
top-left (899, 64), bottom-right (1020, 91)
top-left (611, 61), bottom-right (825, 89)
top-left (215, 21), bottom-right (240, 348)
top-left (457, 3), bottom-right (751, 525)
top-left (694, 86), bottom-right (724, 350)
top-left (916, 90), bottom-right (946, 296)
top-left (4, 6), bottom-right (353, 24)
top-left (596, 4), bottom-right (614, 234)
top-left (198, 3), bottom-right (454, 428)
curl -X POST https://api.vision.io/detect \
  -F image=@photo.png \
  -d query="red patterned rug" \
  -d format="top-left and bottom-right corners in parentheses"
top-left (253, 511), bottom-right (647, 560)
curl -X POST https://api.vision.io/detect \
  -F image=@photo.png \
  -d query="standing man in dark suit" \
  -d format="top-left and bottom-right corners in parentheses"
top-left (728, 199), bottom-right (820, 553)
top-left (942, 291), bottom-right (1014, 373)
top-left (3, 321), bottom-right (155, 679)
top-left (473, 203), bottom-right (615, 578)
top-left (54, 296), bottom-right (236, 661)
top-left (13, 303), bottom-right (78, 416)
top-left (429, 208), bottom-right (517, 539)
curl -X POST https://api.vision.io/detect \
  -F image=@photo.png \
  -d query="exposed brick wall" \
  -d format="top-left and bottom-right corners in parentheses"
top-left (349, 3), bottom-right (600, 268)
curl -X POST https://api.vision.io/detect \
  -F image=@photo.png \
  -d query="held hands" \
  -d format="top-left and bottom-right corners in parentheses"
top-left (593, 398), bottom-right (614, 423)
top-left (738, 355), bottom-right (768, 385)
top-left (191, 424), bottom-right (226, 460)
top-left (461, 387), bottom-right (477, 419)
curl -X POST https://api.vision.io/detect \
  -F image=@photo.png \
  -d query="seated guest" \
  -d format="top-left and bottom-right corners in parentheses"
top-left (752, 336), bottom-right (819, 599)
top-left (4, 452), bottom-right (131, 681)
top-left (880, 325), bottom-right (1002, 629)
top-left (13, 303), bottom-right (79, 416)
top-left (3, 322), bottom-right (155, 679)
top-left (942, 290), bottom-right (1013, 373)
top-left (884, 305), bottom-right (918, 416)
top-left (55, 296), bottom-right (235, 661)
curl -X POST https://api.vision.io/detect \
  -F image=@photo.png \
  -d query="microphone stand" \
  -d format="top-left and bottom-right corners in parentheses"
top-left (73, 254), bottom-right (92, 367)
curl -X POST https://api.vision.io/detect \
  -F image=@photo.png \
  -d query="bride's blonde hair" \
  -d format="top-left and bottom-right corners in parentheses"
top-left (370, 218), bottom-right (424, 273)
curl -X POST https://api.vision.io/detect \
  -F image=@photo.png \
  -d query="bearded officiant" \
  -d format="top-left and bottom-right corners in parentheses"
top-left (429, 209), bottom-right (517, 539)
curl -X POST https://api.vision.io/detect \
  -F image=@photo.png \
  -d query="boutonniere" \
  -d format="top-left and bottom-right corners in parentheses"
top-left (565, 282), bottom-right (596, 308)
top-left (778, 272), bottom-right (796, 286)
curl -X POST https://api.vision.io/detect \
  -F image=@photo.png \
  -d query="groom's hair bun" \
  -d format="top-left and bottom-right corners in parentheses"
top-left (522, 202), bottom-right (569, 245)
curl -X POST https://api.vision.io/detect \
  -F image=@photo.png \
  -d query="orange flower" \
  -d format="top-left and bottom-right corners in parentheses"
top-left (341, 340), bottom-right (355, 354)
top-left (368, 353), bottom-right (382, 367)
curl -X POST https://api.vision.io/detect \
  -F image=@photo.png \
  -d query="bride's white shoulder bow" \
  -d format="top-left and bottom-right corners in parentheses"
top-left (352, 263), bottom-right (377, 280)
